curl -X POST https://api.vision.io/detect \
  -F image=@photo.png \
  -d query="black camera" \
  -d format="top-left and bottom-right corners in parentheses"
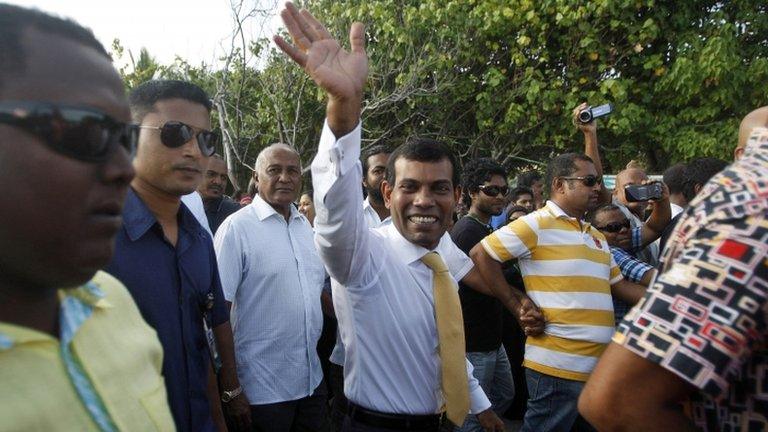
top-left (578, 103), bottom-right (613, 124)
top-left (624, 183), bottom-right (663, 202)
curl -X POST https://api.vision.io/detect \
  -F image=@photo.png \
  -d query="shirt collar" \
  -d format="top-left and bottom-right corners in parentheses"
top-left (122, 188), bottom-right (156, 241)
top-left (122, 188), bottom-right (206, 241)
top-left (251, 194), bottom-right (302, 222)
top-left (384, 223), bottom-right (450, 266)
top-left (544, 200), bottom-right (573, 219)
top-left (0, 278), bottom-right (110, 350)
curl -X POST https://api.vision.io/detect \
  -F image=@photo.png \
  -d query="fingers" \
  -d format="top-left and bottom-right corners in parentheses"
top-left (280, 3), bottom-right (314, 50)
top-left (274, 35), bottom-right (307, 67)
top-left (350, 22), bottom-right (366, 54)
top-left (300, 8), bottom-right (333, 40)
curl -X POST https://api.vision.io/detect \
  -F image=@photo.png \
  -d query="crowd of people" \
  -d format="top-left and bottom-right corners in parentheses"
top-left (0, 2), bottom-right (765, 432)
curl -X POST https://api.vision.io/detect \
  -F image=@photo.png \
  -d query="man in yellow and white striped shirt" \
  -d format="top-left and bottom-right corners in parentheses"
top-left (471, 152), bottom-right (647, 432)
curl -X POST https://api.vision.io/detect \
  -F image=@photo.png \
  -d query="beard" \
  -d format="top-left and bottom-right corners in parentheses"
top-left (367, 184), bottom-right (384, 204)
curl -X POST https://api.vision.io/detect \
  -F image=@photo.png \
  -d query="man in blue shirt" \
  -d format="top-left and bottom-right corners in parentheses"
top-left (106, 80), bottom-right (250, 432)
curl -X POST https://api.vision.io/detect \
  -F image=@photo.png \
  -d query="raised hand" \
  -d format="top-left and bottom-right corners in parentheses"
top-left (274, 2), bottom-right (368, 136)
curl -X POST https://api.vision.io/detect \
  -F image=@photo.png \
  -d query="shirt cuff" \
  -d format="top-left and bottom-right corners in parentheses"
top-left (469, 384), bottom-right (492, 414)
top-left (317, 119), bottom-right (362, 177)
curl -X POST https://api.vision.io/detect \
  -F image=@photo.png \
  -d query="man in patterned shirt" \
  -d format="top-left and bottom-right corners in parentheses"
top-left (579, 125), bottom-right (768, 431)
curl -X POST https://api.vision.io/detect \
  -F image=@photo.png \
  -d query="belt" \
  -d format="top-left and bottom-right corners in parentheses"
top-left (347, 402), bottom-right (446, 431)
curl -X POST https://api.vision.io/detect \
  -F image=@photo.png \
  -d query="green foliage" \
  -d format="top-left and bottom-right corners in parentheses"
top-left (113, 0), bottom-right (768, 189)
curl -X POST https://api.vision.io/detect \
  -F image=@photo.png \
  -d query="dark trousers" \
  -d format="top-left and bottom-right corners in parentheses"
top-left (250, 380), bottom-right (330, 432)
top-left (329, 363), bottom-right (348, 432)
top-left (340, 415), bottom-right (456, 432)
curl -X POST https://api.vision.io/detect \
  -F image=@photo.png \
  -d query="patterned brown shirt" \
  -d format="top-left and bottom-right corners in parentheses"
top-left (614, 128), bottom-right (768, 431)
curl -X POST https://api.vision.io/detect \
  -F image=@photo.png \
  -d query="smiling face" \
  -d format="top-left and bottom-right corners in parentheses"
top-left (383, 156), bottom-right (459, 250)
top-left (256, 147), bottom-right (302, 214)
top-left (0, 27), bottom-right (135, 288)
top-left (133, 98), bottom-right (211, 197)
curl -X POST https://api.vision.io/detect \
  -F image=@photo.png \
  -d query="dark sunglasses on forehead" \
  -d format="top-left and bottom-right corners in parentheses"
top-left (0, 101), bottom-right (137, 163)
top-left (596, 219), bottom-right (631, 233)
top-left (138, 121), bottom-right (218, 157)
top-left (478, 184), bottom-right (509, 197)
top-left (561, 174), bottom-right (602, 187)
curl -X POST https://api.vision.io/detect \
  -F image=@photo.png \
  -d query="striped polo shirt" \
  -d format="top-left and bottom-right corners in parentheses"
top-left (481, 200), bottom-right (623, 381)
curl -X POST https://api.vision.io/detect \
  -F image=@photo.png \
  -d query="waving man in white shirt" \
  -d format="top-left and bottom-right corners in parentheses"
top-left (274, 3), bottom-right (543, 431)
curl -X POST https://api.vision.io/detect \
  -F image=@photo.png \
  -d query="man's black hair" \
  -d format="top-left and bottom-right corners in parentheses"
top-left (361, 144), bottom-right (394, 175)
top-left (682, 157), bottom-right (728, 202)
top-left (544, 152), bottom-right (594, 195)
top-left (385, 137), bottom-right (460, 188)
top-left (506, 205), bottom-right (530, 221)
top-left (129, 80), bottom-right (213, 123)
top-left (510, 186), bottom-right (534, 203)
top-left (662, 163), bottom-right (687, 196)
top-left (0, 4), bottom-right (109, 92)
top-left (460, 158), bottom-right (507, 207)
top-left (517, 170), bottom-right (543, 188)
top-left (587, 203), bottom-right (623, 225)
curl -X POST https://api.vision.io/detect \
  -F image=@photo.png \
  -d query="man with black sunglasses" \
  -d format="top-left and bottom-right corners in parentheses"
top-left (105, 80), bottom-right (250, 432)
top-left (471, 152), bottom-right (650, 432)
top-left (588, 185), bottom-right (670, 325)
top-left (450, 158), bottom-right (518, 432)
top-left (0, 4), bottom-right (178, 430)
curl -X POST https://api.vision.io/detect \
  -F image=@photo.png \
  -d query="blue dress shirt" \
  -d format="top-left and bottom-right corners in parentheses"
top-left (106, 188), bottom-right (229, 432)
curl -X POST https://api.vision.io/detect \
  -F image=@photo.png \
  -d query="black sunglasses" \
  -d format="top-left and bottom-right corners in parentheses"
top-left (478, 184), bottom-right (509, 197)
top-left (139, 121), bottom-right (218, 157)
top-left (0, 101), bottom-right (137, 163)
top-left (562, 175), bottom-right (602, 187)
top-left (596, 220), bottom-right (631, 233)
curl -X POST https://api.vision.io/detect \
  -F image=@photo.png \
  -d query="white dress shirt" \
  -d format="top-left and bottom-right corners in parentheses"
top-left (328, 231), bottom-right (474, 366)
top-left (213, 194), bottom-right (325, 404)
top-left (363, 197), bottom-right (384, 228)
top-left (312, 121), bottom-right (491, 415)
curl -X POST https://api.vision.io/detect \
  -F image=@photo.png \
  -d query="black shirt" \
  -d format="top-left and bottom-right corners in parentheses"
top-left (203, 196), bottom-right (241, 234)
top-left (449, 216), bottom-right (504, 352)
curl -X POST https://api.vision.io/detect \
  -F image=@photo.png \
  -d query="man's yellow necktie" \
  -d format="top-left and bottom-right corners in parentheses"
top-left (420, 251), bottom-right (470, 426)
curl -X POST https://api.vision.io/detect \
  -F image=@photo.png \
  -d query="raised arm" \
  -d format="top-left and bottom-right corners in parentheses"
top-left (640, 181), bottom-right (671, 247)
top-left (573, 102), bottom-right (612, 206)
top-left (275, 3), bottom-right (370, 284)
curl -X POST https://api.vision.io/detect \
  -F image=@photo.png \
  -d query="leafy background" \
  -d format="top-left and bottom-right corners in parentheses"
top-left (113, 0), bottom-right (768, 192)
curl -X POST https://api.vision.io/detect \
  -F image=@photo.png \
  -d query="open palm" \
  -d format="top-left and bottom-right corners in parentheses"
top-left (275, 2), bottom-right (368, 102)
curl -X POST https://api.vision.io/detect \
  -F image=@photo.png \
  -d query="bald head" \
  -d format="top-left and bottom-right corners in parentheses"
top-left (255, 143), bottom-right (301, 175)
top-left (613, 167), bottom-right (649, 219)
top-left (737, 106), bottom-right (768, 160)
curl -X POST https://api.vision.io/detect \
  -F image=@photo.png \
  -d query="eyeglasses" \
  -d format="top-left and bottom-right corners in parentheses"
top-left (596, 220), bottom-right (631, 233)
top-left (138, 121), bottom-right (218, 157)
top-left (0, 101), bottom-right (137, 162)
top-left (478, 184), bottom-right (509, 197)
top-left (561, 175), bottom-right (602, 187)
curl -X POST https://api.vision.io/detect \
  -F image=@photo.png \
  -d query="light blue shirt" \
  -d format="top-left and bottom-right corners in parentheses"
top-left (214, 194), bottom-right (325, 404)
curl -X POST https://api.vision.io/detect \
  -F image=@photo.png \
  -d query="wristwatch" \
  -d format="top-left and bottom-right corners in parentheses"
top-left (221, 386), bottom-right (243, 403)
